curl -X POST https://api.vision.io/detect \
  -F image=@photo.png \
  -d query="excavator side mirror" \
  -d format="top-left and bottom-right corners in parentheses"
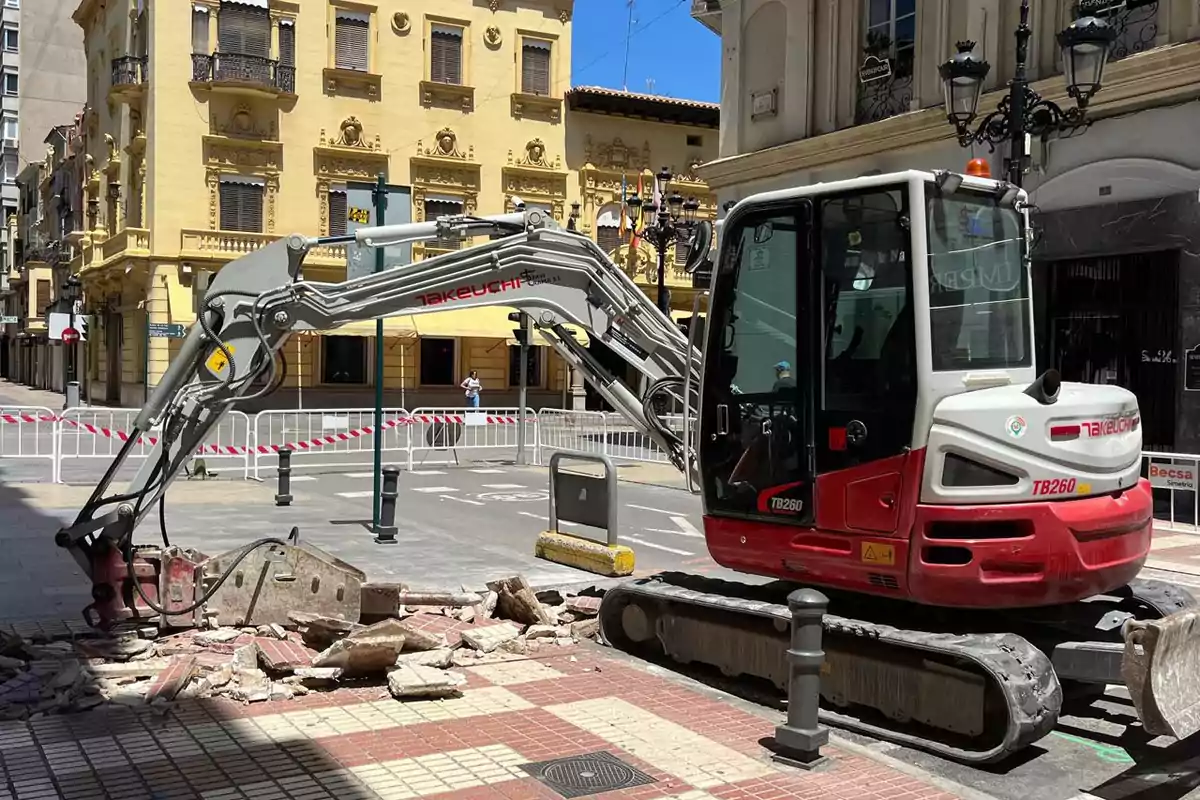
top-left (684, 220), bottom-right (714, 274)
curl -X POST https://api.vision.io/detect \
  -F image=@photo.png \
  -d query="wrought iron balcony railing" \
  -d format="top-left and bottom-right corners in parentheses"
top-left (110, 55), bottom-right (149, 88)
top-left (191, 52), bottom-right (295, 94)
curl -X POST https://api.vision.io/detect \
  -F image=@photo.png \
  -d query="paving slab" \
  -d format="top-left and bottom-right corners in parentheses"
top-left (0, 641), bottom-right (977, 800)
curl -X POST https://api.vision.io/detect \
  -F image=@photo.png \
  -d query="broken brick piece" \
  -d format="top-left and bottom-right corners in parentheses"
top-left (145, 656), bottom-right (198, 704)
top-left (400, 612), bottom-right (480, 648)
top-left (255, 638), bottom-right (318, 673)
top-left (0, 671), bottom-right (40, 705)
top-left (486, 575), bottom-right (554, 627)
top-left (566, 595), bottom-right (603, 617)
top-left (460, 622), bottom-right (521, 653)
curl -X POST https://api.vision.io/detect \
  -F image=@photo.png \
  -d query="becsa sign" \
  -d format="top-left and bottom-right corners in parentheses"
top-left (1149, 462), bottom-right (1197, 491)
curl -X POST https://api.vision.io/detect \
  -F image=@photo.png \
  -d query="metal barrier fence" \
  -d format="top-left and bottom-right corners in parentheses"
top-left (57, 408), bottom-right (252, 481)
top-left (535, 409), bottom-right (694, 466)
top-left (0, 406), bottom-right (60, 482)
top-left (251, 408), bottom-right (412, 478)
top-left (1143, 450), bottom-right (1200, 530)
top-left (408, 407), bottom-right (536, 467)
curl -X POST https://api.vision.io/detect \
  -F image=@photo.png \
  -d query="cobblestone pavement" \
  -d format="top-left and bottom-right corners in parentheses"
top-left (0, 646), bottom-right (968, 800)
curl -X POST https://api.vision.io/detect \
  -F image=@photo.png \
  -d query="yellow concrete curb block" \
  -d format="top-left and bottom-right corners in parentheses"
top-left (535, 530), bottom-right (635, 577)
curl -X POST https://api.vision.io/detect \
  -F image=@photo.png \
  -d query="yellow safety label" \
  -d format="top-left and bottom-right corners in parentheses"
top-left (206, 344), bottom-right (235, 375)
top-left (1076, 482), bottom-right (1092, 495)
top-left (861, 541), bottom-right (895, 567)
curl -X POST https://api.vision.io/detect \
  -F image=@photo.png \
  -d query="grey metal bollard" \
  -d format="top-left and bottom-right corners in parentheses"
top-left (772, 588), bottom-right (830, 769)
top-left (375, 465), bottom-right (399, 544)
top-left (275, 447), bottom-right (293, 506)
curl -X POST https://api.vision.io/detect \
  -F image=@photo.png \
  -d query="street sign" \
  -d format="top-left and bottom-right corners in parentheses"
top-left (0, 315), bottom-right (17, 324)
top-left (49, 313), bottom-right (91, 341)
top-left (148, 322), bottom-right (187, 339)
top-left (345, 183), bottom-right (413, 281)
top-left (61, 327), bottom-right (80, 345)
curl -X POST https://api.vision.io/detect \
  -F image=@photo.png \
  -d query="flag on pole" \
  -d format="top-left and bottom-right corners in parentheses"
top-left (630, 174), bottom-right (643, 249)
top-left (619, 173), bottom-right (628, 239)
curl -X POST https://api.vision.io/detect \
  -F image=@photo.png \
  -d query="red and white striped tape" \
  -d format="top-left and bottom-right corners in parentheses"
top-left (0, 410), bottom-right (524, 454)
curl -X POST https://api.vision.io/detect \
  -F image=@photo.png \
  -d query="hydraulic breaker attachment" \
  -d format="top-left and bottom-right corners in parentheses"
top-left (1122, 609), bottom-right (1200, 739)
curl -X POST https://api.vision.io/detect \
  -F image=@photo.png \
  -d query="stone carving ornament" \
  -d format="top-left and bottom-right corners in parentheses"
top-left (484, 26), bottom-right (502, 47)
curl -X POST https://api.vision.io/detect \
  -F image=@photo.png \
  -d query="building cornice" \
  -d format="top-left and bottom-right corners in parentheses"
top-left (72, 0), bottom-right (100, 29)
top-left (699, 41), bottom-right (1200, 190)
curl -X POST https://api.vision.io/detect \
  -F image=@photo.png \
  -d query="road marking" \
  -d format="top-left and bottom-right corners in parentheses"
top-left (470, 468), bottom-right (506, 474)
top-left (336, 490), bottom-right (375, 499)
top-left (442, 494), bottom-right (485, 506)
top-left (627, 503), bottom-right (696, 517)
top-left (411, 469), bottom-right (447, 475)
top-left (343, 472), bottom-right (375, 478)
top-left (647, 516), bottom-right (704, 539)
top-left (482, 483), bottom-right (526, 489)
top-left (289, 475), bottom-right (317, 482)
top-left (621, 535), bottom-right (694, 556)
top-left (518, 511), bottom-right (578, 527)
top-left (412, 486), bottom-right (457, 493)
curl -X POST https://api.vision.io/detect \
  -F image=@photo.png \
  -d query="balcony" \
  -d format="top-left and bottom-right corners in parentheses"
top-left (180, 229), bottom-right (345, 267)
top-left (191, 53), bottom-right (296, 98)
top-left (100, 227), bottom-right (149, 263)
top-left (690, 0), bottom-right (721, 34)
top-left (109, 55), bottom-right (148, 102)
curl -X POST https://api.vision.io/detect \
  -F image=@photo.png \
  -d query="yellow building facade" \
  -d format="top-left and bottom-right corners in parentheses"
top-left (68, 0), bottom-right (716, 410)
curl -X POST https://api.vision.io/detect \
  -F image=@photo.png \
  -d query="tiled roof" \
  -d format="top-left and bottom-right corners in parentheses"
top-left (566, 86), bottom-right (720, 128)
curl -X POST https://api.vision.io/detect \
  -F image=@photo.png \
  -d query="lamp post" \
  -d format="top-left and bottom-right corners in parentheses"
top-left (625, 167), bottom-right (701, 316)
top-left (567, 200), bottom-right (581, 232)
top-left (938, 0), bottom-right (1115, 188)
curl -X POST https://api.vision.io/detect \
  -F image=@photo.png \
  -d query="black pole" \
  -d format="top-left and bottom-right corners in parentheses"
top-left (1007, 0), bottom-right (1032, 188)
top-left (375, 465), bottom-right (399, 545)
top-left (275, 446), bottom-right (293, 506)
top-left (656, 239), bottom-right (669, 315)
top-left (772, 588), bottom-right (831, 769)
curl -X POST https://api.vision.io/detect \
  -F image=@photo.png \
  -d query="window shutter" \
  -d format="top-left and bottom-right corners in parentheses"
top-left (430, 29), bottom-right (462, 84)
top-left (192, 7), bottom-right (209, 54)
top-left (278, 21), bottom-right (295, 66)
top-left (521, 42), bottom-right (551, 95)
top-left (217, 3), bottom-right (269, 58)
top-left (35, 280), bottom-right (49, 315)
top-left (219, 181), bottom-right (264, 233)
top-left (328, 191), bottom-right (347, 237)
top-left (596, 227), bottom-right (621, 255)
top-left (424, 199), bottom-right (463, 248)
top-left (335, 17), bottom-right (369, 71)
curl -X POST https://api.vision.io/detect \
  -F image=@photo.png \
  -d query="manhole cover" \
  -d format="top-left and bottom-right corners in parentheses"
top-left (476, 490), bottom-right (548, 503)
top-left (520, 751), bottom-right (656, 799)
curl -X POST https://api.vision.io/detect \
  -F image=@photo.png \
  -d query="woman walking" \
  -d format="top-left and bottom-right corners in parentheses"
top-left (461, 370), bottom-right (482, 408)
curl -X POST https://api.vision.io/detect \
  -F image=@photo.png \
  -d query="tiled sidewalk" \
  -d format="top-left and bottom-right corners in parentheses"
top-left (0, 647), bottom-right (964, 800)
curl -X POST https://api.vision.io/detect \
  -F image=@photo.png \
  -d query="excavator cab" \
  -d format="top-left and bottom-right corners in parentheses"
top-left (698, 171), bottom-right (1033, 571)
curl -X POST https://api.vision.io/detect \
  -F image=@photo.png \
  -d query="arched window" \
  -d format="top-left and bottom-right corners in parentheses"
top-left (595, 202), bottom-right (626, 254)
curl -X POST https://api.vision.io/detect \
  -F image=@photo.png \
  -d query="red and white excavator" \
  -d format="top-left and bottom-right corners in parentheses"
top-left (55, 167), bottom-right (1200, 764)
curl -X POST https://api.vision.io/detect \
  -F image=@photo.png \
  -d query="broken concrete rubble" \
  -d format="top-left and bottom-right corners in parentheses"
top-left (0, 574), bottom-right (605, 717)
top-left (394, 648), bottom-right (454, 669)
top-left (311, 619), bottom-right (408, 675)
top-left (460, 622), bottom-right (521, 654)
top-left (486, 575), bottom-right (555, 627)
top-left (387, 664), bottom-right (466, 699)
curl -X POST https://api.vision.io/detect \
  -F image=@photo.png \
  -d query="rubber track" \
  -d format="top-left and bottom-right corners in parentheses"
top-left (598, 573), bottom-right (1061, 765)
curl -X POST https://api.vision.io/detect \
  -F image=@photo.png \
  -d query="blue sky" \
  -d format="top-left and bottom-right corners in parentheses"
top-left (570, 0), bottom-right (721, 103)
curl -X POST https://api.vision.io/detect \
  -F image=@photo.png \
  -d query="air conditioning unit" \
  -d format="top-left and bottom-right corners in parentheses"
top-left (2, 138), bottom-right (15, 149)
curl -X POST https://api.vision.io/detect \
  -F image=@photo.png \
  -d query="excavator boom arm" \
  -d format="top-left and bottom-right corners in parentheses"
top-left (56, 208), bottom-right (703, 585)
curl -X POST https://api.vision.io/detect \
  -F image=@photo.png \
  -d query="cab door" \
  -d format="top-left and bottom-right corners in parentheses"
top-left (811, 185), bottom-right (917, 534)
top-left (700, 202), bottom-right (817, 525)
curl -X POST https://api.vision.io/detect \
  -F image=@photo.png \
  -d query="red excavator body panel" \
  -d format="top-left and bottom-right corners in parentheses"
top-left (703, 449), bottom-right (1153, 609)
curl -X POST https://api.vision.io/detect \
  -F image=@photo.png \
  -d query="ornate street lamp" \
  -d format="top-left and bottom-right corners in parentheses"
top-left (625, 168), bottom-right (701, 315)
top-left (938, 0), bottom-right (1115, 187)
top-left (567, 200), bottom-right (581, 232)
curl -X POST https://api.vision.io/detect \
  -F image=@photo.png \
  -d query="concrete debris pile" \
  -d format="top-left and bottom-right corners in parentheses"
top-left (0, 576), bottom-right (603, 719)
